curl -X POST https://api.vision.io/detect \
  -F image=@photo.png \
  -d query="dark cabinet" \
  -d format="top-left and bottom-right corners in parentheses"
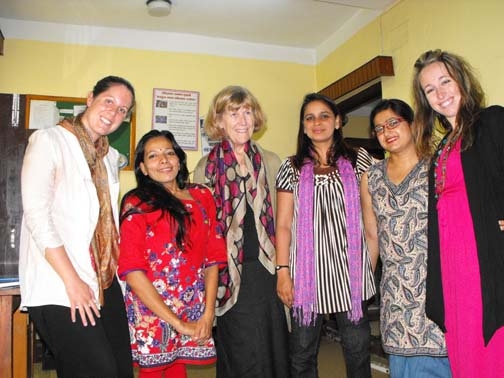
top-left (0, 94), bottom-right (29, 279)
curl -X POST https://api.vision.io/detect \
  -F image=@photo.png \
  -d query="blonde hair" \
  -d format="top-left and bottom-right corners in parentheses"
top-left (204, 86), bottom-right (266, 140)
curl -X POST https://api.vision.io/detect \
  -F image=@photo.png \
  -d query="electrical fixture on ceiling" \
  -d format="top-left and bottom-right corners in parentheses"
top-left (146, 0), bottom-right (172, 17)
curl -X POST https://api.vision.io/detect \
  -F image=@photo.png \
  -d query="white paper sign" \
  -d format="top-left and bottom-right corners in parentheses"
top-left (152, 88), bottom-right (200, 150)
top-left (28, 100), bottom-right (60, 129)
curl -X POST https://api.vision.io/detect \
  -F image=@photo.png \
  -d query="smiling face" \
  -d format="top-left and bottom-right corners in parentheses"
top-left (139, 136), bottom-right (180, 191)
top-left (81, 83), bottom-right (133, 142)
top-left (419, 61), bottom-right (462, 128)
top-left (217, 104), bottom-right (255, 149)
top-left (302, 100), bottom-right (340, 147)
top-left (373, 108), bottom-right (413, 154)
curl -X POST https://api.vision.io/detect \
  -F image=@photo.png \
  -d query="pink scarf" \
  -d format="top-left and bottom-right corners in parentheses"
top-left (294, 159), bottom-right (317, 325)
top-left (338, 157), bottom-right (363, 323)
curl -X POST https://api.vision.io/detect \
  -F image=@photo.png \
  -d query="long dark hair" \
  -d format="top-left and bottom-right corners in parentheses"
top-left (293, 93), bottom-right (356, 169)
top-left (120, 130), bottom-right (190, 248)
top-left (412, 49), bottom-right (485, 157)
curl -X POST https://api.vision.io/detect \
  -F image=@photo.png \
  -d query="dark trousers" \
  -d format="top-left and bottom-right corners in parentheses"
top-left (28, 277), bottom-right (133, 378)
top-left (289, 302), bottom-right (371, 378)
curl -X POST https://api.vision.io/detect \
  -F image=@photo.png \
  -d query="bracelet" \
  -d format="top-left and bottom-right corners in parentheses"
top-left (275, 265), bottom-right (289, 271)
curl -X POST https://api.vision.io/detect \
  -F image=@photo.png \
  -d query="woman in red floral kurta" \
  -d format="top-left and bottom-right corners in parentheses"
top-left (118, 130), bottom-right (226, 378)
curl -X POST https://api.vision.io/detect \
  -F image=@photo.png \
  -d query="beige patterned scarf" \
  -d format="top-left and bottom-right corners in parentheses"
top-left (205, 139), bottom-right (276, 312)
top-left (59, 114), bottom-right (119, 305)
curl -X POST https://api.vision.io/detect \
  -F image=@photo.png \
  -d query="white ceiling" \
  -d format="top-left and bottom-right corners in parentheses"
top-left (0, 0), bottom-right (396, 63)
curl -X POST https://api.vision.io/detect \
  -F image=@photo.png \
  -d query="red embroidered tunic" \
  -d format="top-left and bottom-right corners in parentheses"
top-left (118, 186), bottom-right (226, 369)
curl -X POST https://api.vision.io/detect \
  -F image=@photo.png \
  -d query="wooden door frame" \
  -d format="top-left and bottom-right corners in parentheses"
top-left (318, 55), bottom-right (394, 114)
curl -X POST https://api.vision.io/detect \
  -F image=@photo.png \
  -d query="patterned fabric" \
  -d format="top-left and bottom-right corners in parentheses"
top-left (367, 159), bottom-right (447, 356)
top-left (337, 157), bottom-right (363, 323)
top-left (59, 115), bottom-right (118, 305)
top-left (294, 160), bottom-right (317, 326)
top-left (118, 186), bottom-right (227, 368)
top-left (204, 139), bottom-right (276, 314)
top-left (276, 148), bottom-right (376, 314)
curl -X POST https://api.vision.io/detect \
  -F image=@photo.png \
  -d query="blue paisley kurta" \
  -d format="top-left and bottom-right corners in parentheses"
top-left (367, 159), bottom-right (447, 356)
top-left (118, 186), bottom-right (227, 369)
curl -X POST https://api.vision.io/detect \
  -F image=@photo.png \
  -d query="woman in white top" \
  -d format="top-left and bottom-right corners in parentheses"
top-left (19, 76), bottom-right (135, 378)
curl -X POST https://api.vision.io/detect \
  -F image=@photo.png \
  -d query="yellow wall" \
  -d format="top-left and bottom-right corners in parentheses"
top-left (317, 0), bottom-right (504, 107)
top-left (0, 39), bottom-right (314, 193)
top-left (3, 0), bottom-right (504, 193)
top-left (316, 18), bottom-right (382, 91)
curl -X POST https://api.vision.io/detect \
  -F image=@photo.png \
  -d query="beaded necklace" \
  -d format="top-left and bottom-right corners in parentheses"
top-left (433, 133), bottom-right (458, 199)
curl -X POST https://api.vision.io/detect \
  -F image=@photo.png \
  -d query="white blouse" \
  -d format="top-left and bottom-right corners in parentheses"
top-left (19, 126), bottom-right (120, 308)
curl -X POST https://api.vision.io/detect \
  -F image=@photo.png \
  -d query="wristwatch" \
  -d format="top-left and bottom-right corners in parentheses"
top-left (275, 265), bottom-right (289, 271)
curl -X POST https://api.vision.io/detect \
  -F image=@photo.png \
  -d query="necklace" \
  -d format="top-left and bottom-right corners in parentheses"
top-left (432, 134), bottom-right (457, 198)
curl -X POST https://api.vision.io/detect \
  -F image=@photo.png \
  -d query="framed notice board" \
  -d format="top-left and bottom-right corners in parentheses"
top-left (25, 94), bottom-right (136, 170)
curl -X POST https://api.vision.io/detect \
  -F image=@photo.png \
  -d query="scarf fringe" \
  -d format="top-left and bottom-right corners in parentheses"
top-left (293, 305), bottom-right (317, 327)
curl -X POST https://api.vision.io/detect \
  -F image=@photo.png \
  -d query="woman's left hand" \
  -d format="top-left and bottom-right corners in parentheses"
top-left (499, 219), bottom-right (504, 231)
top-left (192, 312), bottom-right (213, 344)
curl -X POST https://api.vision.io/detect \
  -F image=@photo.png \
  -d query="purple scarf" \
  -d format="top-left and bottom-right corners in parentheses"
top-left (294, 159), bottom-right (317, 326)
top-left (338, 157), bottom-right (363, 323)
top-left (294, 157), bottom-right (363, 326)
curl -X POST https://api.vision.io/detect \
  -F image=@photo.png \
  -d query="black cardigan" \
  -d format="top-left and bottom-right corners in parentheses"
top-left (426, 105), bottom-right (504, 346)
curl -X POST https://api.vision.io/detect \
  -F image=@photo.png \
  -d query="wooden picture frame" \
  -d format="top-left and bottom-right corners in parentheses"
top-left (25, 94), bottom-right (136, 170)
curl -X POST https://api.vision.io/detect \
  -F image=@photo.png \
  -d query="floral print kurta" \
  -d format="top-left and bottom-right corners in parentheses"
top-left (118, 185), bottom-right (227, 369)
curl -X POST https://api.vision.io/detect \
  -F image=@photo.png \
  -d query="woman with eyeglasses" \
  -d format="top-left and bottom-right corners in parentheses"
top-left (361, 99), bottom-right (451, 378)
top-left (412, 49), bottom-right (504, 378)
top-left (275, 93), bottom-right (375, 378)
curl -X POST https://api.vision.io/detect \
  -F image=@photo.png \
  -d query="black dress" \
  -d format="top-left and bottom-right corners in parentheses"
top-left (215, 204), bottom-right (290, 378)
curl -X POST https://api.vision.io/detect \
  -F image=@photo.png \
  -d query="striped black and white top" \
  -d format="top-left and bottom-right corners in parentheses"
top-left (276, 148), bottom-right (376, 314)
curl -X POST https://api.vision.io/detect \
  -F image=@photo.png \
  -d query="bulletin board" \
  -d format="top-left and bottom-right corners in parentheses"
top-left (25, 94), bottom-right (136, 170)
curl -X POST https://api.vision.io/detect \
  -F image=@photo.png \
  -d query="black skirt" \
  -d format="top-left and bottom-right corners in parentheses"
top-left (215, 204), bottom-right (290, 378)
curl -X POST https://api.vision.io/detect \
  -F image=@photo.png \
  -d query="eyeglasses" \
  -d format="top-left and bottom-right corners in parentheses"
top-left (373, 117), bottom-right (404, 135)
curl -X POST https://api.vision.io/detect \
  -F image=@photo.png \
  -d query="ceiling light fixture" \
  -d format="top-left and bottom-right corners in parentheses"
top-left (146, 0), bottom-right (172, 17)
